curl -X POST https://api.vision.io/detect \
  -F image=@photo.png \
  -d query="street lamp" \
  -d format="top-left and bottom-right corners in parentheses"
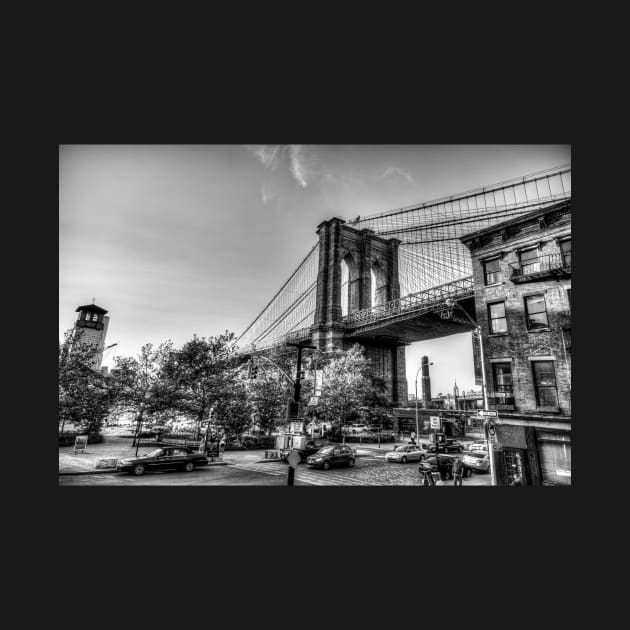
top-left (414, 360), bottom-right (433, 445)
top-left (443, 298), bottom-right (496, 486)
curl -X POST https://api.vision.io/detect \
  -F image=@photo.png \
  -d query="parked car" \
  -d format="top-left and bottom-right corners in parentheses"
top-left (468, 441), bottom-right (488, 453)
top-left (306, 445), bottom-right (356, 469)
top-left (343, 424), bottom-right (369, 434)
top-left (434, 438), bottom-right (465, 453)
top-left (385, 444), bottom-right (430, 463)
top-left (462, 451), bottom-right (490, 472)
top-left (117, 446), bottom-right (209, 475)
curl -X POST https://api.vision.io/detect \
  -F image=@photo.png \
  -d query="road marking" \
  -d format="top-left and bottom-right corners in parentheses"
top-left (228, 462), bottom-right (384, 486)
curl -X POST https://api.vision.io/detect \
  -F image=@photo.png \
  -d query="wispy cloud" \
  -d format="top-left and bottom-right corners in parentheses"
top-left (377, 166), bottom-right (414, 184)
top-left (245, 144), bottom-right (315, 188)
top-left (245, 145), bottom-right (282, 170)
top-left (289, 145), bottom-right (309, 188)
top-left (260, 183), bottom-right (277, 205)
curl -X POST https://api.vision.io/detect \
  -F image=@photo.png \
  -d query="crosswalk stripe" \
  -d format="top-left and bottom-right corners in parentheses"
top-left (228, 462), bottom-right (386, 486)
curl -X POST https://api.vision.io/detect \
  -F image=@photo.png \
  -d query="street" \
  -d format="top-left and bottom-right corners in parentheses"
top-left (59, 448), bottom-right (491, 486)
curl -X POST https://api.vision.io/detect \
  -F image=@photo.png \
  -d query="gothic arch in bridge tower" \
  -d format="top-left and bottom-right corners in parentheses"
top-left (370, 257), bottom-right (388, 307)
top-left (311, 217), bottom-right (407, 404)
top-left (340, 251), bottom-right (360, 317)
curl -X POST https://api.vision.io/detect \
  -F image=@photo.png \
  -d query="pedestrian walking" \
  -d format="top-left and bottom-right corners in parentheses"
top-left (453, 457), bottom-right (465, 486)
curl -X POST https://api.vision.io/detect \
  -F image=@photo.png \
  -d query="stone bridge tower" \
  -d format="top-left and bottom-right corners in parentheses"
top-left (311, 217), bottom-right (407, 404)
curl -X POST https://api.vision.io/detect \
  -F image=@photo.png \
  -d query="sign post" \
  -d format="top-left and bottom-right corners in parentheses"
top-left (430, 416), bottom-right (441, 430)
top-left (287, 450), bottom-right (301, 486)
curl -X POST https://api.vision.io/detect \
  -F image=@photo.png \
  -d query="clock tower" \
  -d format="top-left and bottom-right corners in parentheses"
top-left (74, 302), bottom-right (110, 370)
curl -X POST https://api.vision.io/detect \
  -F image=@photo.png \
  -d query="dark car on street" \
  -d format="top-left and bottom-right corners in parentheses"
top-left (431, 438), bottom-right (465, 454)
top-left (117, 446), bottom-right (209, 475)
top-left (306, 444), bottom-right (356, 470)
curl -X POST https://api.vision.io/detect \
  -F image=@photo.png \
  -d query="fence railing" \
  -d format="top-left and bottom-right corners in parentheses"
top-left (510, 252), bottom-right (571, 279)
top-left (344, 276), bottom-right (474, 328)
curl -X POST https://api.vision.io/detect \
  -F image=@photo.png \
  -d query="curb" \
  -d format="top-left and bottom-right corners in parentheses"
top-left (58, 461), bottom-right (229, 476)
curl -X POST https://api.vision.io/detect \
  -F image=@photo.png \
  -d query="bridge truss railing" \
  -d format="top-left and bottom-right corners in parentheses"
top-left (344, 276), bottom-right (475, 330)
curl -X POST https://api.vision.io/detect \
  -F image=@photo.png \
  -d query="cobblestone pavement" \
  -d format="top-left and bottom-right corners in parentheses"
top-left (59, 431), bottom-right (491, 486)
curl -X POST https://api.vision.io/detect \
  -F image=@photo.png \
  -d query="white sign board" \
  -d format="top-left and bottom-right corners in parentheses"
top-left (289, 422), bottom-right (304, 434)
top-left (287, 451), bottom-right (301, 468)
top-left (308, 396), bottom-right (320, 406)
top-left (479, 410), bottom-right (498, 417)
top-left (430, 416), bottom-right (441, 429)
top-left (315, 370), bottom-right (323, 389)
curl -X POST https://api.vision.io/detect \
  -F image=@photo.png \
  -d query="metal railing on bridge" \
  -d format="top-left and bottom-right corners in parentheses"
top-left (344, 276), bottom-right (475, 329)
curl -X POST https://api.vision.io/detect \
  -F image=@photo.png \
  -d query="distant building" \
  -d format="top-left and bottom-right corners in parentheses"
top-left (460, 199), bottom-right (571, 486)
top-left (73, 303), bottom-right (110, 371)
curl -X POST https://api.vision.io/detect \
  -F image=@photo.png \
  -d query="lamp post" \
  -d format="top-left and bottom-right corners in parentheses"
top-left (414, 360), bottom-right (433, 445)
top-left (444, 298), bottom-right (496, 486)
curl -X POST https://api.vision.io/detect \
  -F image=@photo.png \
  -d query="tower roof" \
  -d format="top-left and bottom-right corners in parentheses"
top-left (75, 304), bottom-right (108, 314)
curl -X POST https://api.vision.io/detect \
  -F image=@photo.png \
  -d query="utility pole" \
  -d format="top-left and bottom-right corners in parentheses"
top-left (286, 341), bottom-right (316, 429)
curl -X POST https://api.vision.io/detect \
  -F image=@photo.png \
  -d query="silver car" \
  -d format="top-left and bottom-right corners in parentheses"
top-left (462, 451), bottom-right (490, 472)
top-left (385, 444), bottom-right (429, 463)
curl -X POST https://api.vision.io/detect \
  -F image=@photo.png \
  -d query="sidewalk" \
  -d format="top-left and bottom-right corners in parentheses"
top-left (58, 435), bottom-right (227, 475)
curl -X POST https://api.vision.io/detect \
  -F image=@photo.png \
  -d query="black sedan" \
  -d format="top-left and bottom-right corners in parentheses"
top-left (117, 446), bottom-right (209, 475)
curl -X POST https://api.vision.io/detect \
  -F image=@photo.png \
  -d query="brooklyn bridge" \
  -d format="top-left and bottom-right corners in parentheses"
top-left (236, 164), bottom-right (571, 404)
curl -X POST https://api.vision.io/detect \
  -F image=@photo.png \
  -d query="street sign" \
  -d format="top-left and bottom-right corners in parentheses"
top-left (486, 419), bottom-right (497, 436)
top-left (430, 416), bottom-right (441, 429)
top-left (492, 442), bottom-right (502, 451)
top-left (479, 410), bottom-right (498, 417)
top-left (308, 396), bottom-right (320, 406)
top-left (287, 451), bottom-right (301, 468)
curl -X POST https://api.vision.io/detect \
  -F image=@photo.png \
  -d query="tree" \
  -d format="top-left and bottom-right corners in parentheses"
top-left (244, 348), bottom-right (293, 435)
top-left (214, 379), bottom-right (252, 442)
top-left (110, 341), bottom-right (173, 445)
top-left (165, 332), bottom-right (239, 440)
top-left (315, 344), bottom-right (374, 438)
top-left (59, 328), bottom-right (113, 437)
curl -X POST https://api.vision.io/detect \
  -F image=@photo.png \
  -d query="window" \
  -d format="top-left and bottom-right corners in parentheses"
top-left (537, 431), bottom-right (571, 486)
top-left (488, 302), bottom-right (507, 333)
top-left (524, 294), bottom-right (549, 330)
top-left (484, 258), bottom-right (502, 285)
top-left (519, 248), bottom-right (540, 274)
top-left (560, 239), bottom-right (571, 266)
top-left (492, 362), bottom-right (514, 405)
top-left (503, 449), bottom-right (527, 485)
top-left (532, 360), bottom-right (559, 407)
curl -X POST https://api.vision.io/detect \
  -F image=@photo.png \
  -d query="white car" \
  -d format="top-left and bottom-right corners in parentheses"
top-left (385, 444), bottom-right (430, 463)
top-left (462, 451), bottom-right (490, 472)
top-left (468, 441), bottom-right (488, 452)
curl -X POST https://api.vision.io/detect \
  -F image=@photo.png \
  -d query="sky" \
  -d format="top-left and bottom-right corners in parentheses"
top-left (59, 144), bottom-right (570, 395)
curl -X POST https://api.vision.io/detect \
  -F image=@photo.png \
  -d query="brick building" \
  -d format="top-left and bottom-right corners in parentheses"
top-left (460, 199), bottom-right (571, 486)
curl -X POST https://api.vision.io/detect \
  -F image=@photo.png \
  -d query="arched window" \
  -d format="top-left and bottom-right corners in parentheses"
top-left (340, 253), bottom-right (359, 316)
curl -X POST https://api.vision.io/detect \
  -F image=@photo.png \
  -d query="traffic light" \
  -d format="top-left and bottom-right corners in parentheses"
top-left (251, 364), bottom-right (258, 379)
